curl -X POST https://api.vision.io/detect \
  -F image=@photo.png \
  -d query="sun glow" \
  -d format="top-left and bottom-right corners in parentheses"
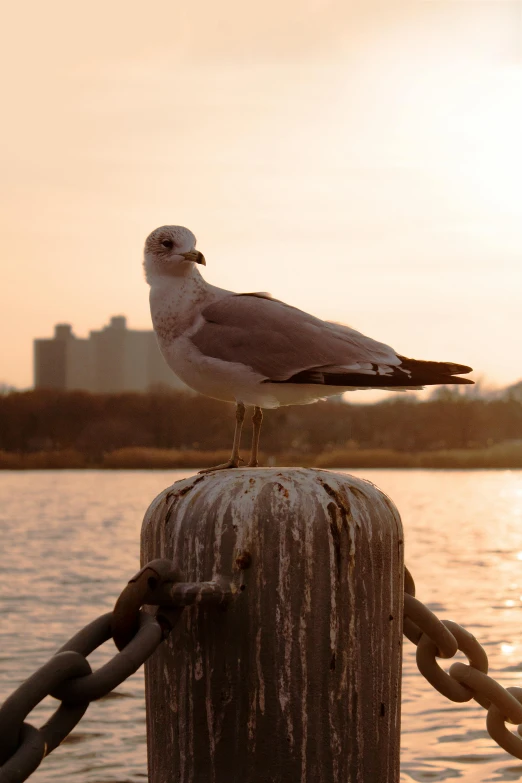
top-left (0, 1), bottom-right (521, 389)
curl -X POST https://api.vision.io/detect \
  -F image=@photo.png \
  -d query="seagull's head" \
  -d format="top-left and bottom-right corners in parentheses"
top-left (143, 225), bottom-right (206, 282)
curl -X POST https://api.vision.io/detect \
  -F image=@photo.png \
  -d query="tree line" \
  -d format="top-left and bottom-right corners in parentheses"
top-left (1, 388), bottom-right (521, 458)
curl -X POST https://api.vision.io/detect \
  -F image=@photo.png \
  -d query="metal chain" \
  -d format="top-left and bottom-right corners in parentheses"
top-left (0, 559), bottom-right (232, 783)
top-left (4, 558), bottom-right (521, 779)
top-left (404, 566), bottom-right (522, 759)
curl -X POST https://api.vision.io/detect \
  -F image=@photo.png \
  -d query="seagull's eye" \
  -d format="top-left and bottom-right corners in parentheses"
top-left (161, 239), bottom-right (174, 249)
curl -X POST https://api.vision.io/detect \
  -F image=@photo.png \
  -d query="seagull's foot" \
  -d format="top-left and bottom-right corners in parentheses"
top-left (198, 457), bottom-right (243, 474)
top-left (247, 459), bottom-right (260, 468)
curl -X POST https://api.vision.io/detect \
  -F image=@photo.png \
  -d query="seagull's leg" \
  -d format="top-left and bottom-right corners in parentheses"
top-left (248, 406), bottom-right (263, 467)
top-left (198, 402), bottom-right (246, 473)
top-left (229, 401), bottom-right (246, 464)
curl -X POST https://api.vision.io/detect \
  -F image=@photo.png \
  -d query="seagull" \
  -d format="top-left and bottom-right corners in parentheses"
top-left (144, 225), bottom-right (474, 472)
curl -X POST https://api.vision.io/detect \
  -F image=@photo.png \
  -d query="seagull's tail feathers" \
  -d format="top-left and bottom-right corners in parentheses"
top-left (272, 356), bottom-right (474, 388)
top-left (394, 356), bottom-right (474, 386)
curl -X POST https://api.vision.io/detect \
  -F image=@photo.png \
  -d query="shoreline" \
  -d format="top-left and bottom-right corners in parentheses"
top-left (1, 444), bottom-right (522, 470)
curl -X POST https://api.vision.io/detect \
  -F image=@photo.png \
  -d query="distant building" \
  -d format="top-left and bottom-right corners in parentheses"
top-left (34, 316), bottom-right (189, 393)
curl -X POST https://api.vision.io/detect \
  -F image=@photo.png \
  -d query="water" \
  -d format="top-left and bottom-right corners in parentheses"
top-left (1, 469), bottom-right (522, 782)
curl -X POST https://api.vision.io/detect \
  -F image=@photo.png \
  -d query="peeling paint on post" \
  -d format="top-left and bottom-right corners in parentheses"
top-left (141, 467), bottom-right (403, 783)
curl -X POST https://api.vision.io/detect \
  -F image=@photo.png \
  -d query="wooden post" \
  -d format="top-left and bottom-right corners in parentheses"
top-left (141, 467), bottom-right (404, 783)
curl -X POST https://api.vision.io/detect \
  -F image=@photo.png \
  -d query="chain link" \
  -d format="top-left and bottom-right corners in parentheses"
top-left (4, 557), bottom-right (522, 779)
top-left (404, 567), bottom-right (522, 759)
top-left (112, 559), bottom-right (180, 651)
top-left (0, 559), bottom-right (230, 783)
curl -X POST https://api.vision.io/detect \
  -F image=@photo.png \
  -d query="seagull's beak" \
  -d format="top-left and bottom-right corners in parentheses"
top-left (181, 250), bottom-right (206, 266)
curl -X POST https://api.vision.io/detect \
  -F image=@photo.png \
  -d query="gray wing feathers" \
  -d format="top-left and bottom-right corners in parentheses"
top-left (190, 295), bottom-right (399, 381)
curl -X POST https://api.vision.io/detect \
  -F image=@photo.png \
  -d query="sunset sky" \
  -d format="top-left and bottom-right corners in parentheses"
top-left (1, 0), bottom-right (521, 401)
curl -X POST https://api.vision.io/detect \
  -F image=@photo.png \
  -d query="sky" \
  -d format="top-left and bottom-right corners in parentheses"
top-left (1, 0), bottom-right (521, 401)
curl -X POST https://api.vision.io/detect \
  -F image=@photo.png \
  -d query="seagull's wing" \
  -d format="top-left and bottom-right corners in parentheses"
top-left (190, 293), bottom-right (401, 382)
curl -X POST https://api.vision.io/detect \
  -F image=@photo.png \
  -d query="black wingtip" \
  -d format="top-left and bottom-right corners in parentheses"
top-left (397, 356), bottom-right (474, 379)
top-left (270, 357), bottom-right (475, 388)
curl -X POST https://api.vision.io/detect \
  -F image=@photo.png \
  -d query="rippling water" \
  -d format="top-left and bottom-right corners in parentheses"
top-left (1, 469), bottom-right (522, 782)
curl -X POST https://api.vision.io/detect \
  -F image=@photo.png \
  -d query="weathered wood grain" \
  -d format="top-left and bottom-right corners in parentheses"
top-left (141, 467), bottom-right (403, 783)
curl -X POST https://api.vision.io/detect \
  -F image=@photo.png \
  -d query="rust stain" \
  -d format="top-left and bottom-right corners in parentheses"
top-left (235, 550), bottom-right (252, 570)
top-left (166, 475), bottom-right (205, 502)
top-left (348, 485), bottom-right (367, 501)
top-left (326, 501), bottom-right (342, 580)
top-left (319, 480), bottom-right (352, 524)
top-left (164, 476), bottom-right (206, 525)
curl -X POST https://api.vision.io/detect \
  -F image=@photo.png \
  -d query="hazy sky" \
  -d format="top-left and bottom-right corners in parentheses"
top-left (1, 0), bottom-right (521, 400)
